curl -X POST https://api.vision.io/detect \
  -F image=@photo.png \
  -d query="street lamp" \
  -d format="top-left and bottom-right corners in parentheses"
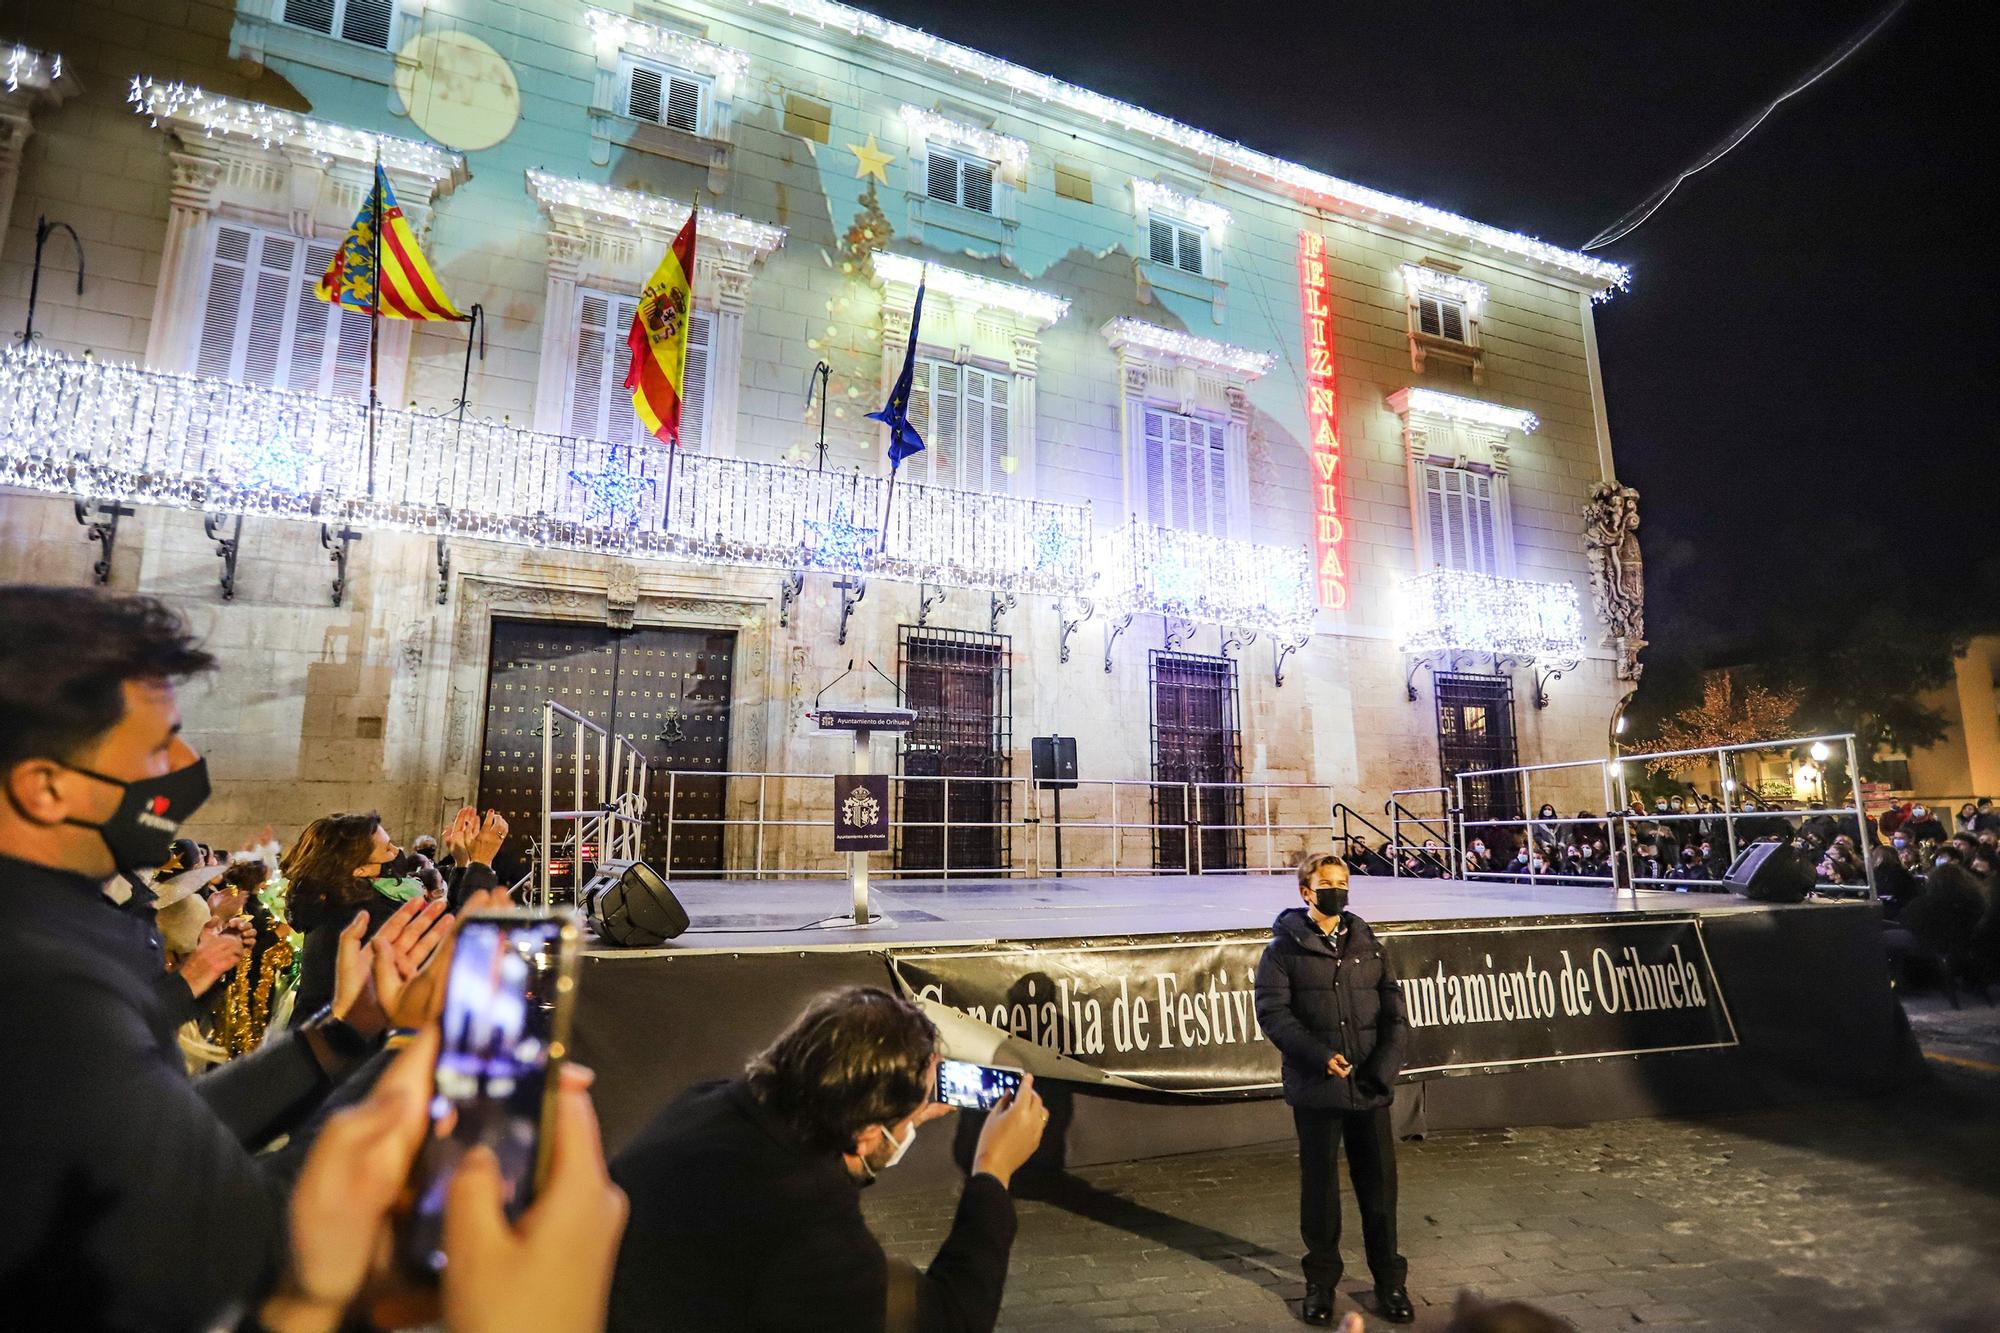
top-left (1809, 741), bottom-right (1831, 763)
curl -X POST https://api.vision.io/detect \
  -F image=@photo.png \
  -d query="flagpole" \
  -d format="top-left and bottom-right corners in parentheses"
top-left (365, 151), bottom-right (383, 497)
top-left (662, 435), bottom-right (678, 532)
top-left (878, 464), bottom-right (897, 552)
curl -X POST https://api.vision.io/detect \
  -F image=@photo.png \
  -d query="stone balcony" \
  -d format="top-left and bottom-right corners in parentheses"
top-left (0, 347), bottom-right (1315, 632)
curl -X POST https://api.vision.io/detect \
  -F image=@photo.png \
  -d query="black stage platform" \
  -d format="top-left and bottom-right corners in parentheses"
top-left (569, 875), bottom-right (1919, 1190)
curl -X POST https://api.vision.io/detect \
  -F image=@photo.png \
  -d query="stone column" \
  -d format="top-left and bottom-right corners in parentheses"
top-left (142, 153), bottom-right (224, 372)
top-left (1008, 331), bottom-right (1039, 499)
top-left (532, 230), bottom-right (588, 435)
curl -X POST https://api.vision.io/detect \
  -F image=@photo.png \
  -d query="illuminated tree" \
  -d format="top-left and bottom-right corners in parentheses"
top-left (1632, 674), bottom-right (1801, 776)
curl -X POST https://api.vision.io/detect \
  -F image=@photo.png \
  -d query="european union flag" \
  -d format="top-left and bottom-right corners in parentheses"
top-left (867, 277), bottom-right (926, 471)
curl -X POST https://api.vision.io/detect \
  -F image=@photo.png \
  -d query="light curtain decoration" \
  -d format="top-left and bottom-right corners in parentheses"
top-left (1394, 568), bottom-right (1586, 660)
top-left (0, 348), bottom-right (1317, 629)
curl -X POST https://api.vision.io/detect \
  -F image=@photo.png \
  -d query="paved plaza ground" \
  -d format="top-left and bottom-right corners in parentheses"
top-left (865, 995), bottom-right (2000, 1331)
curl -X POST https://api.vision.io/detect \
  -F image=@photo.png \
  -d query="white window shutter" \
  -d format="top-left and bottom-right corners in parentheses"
top-left (241, 232), bottom-right (298, 390)
top-left (665, 76), bottom-right (703, 134)
top-left (1440, 300), bottom-right (1466, 342)
top-left (927, 154), bottom-right (957, 205)
top-left (626, 65), bottom-right (663, 123)
top-left (1423, 465), bottom-right (1447, 568)
top-left (1418, 296), bottom-right (1442, 338)
top-left (610, 294), bottom-right (646, 448)
top-left (289, 241), bottom-right (336, 394)
top-left (340, 0), bottom-right (395, 48)
top-left (1149, 217), bottom-right (1176, 266)
top-left (961, 160), bottom-right (993, 214)
top-left (196, 225), bottom-right (252, 382)
top-left (329, 306), bottom-right (370, 400)
top-left (570, 292), bottom-right (610, 439)
top-left (908, 356), bottom-right (933, 446)
top-left (281, 0), bottom-right (335, 36)
top-left (1472, 473), bottom-right (1497, 572)
top-left (1204, 423), bottom-right (1227, 535)
top-left (982, 368), bottom-right (1009, 493)
top-left (1177, 225), bottom-right (1203, 275)
top-left (1144, 410), bottom-right (1167, 526)
top-left (930, 360), bottom-right (961, 488)
top-left (678, 309), bottom-right (711, 450)
top-left (1167, 414), bottom-right (1193, 531)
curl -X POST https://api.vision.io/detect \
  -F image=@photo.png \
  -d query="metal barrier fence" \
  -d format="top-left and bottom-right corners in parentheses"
top-left (535, 699), bottom-right (650, 910)
top-left (1452, 732), bottom-right (1875, 900)
top-left (655, 771), bottom-right (1341, 879)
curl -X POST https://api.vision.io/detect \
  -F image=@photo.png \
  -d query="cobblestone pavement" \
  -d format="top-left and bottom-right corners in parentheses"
top-left (865, 1008), bottom-right (2000, 1332)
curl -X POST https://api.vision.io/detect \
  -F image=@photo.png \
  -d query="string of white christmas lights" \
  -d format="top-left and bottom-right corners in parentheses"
top-left (1395, 568), bottom-right (1583, 659)
top-left (873, 252), bottom-right (1069, 325)
top-left (740, 0), bottom-right (1628, 296)
top-left (1101, 318), bottom-right (1273, 379)
top-left (1400, 263), bottom-right (1488, 310)
top-left (5, 44), bottom-right (62, 93)
top-left (584, 8), bottom-right (753, 89)
top-left (1132, 178), bottom-right (1231, 233)
top-left (526, 170), bottom-right (788, 255)
top-left (1390, 387), bottom-right (1539, 435)
top-left (128, 78), bottom-right (464, 184)
top-left (900, 105), bottom-right (1029, 170)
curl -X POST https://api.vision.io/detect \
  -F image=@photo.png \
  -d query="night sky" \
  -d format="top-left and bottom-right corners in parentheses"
top-left (862, 0), bottom-right (1993, 673)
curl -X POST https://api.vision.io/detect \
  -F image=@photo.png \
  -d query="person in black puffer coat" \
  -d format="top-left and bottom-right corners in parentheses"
top-left (1255, 851), bottom-right (1414, 1327)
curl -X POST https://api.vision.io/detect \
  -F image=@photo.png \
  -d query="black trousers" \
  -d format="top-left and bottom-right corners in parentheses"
top-left (1292, 1104), bottom-right (1406, 1289)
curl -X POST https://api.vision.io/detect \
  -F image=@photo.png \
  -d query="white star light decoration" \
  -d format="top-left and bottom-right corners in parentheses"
top-left (1033, 515), bottom-right (1081, 573)
top-left (569, 447), bottom-right (657, 528)
top-left (234, 425), bottom-right (313, 492)
top-left (805, 506), bottom-right (879, 569)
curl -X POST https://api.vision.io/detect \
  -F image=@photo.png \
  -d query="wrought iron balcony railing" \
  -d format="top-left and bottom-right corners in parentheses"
top-left (0, 348), bottom-right (1316, 628)
top-left (1393, 567), bottom-right (1586, 660)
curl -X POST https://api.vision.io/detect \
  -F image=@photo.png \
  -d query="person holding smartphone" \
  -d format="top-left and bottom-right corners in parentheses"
top-left (608, 986), bottom-right (1048, 1332)
top-left (1255, 852), bottom-right (1414, 1327)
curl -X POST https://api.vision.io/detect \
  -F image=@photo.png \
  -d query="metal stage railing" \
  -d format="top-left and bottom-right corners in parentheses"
top-left (1452, 732), bottom-right (1876, 901)
top-left (656, 770), bottom-right (1341, 879)
top-left (1386, 786), bottom-right (1456, 877)
top-left (536, 699), bottom-right (650, 910)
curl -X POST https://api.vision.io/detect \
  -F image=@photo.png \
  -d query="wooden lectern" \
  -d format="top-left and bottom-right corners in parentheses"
top-left (813, 706), bottom-right (916, 924)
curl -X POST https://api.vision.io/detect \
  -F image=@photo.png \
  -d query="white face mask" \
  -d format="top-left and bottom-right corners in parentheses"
top-left (862, 1118), bottom-right (916, 1180)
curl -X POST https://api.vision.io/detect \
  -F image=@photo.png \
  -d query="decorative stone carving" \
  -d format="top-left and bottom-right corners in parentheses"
top-left (1582, 481), bottom-right (1645, 680)
top-left (607, 560), bottom-right (639, 629)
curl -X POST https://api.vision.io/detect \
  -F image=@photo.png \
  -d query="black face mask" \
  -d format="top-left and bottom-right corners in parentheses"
top-left (1311, 887), bottom-right (1348, 918)
top-left (61, 758), bottom-right (212, 873)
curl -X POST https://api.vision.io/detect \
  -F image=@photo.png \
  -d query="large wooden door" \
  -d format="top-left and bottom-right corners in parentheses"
top-left (897, 628), bottom-right (1011, 876)
top-left (476, 620), bottom-right (734, 887)
top-left (1151, 652), bottom-right (1244, 872)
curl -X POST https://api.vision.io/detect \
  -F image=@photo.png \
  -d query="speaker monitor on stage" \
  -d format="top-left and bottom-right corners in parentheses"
top-left (583, 859), bottom-right (689, 946)
top-left (1031, 736), bottom-right (1078, 791)
top-left (1724, 840), bottom-right (1813, 904)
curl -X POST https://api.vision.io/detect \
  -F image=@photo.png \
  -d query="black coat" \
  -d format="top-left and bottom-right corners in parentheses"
top-left (609, 1079), bottom-right (1016, 1332)
top-left (1254, 908), bottom-right (1409, 1111)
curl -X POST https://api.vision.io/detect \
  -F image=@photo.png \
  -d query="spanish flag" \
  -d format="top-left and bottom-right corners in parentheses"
top-left (624, 211), bottom-right (698, 446)
top-left (315, 166), bottom-right (465, 321)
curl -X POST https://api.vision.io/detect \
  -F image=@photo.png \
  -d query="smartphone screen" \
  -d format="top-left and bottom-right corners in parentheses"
top-left (936, 1057), bottom-right (1022, 1111)
top-left (400, 912), bottom-right (575, 1275)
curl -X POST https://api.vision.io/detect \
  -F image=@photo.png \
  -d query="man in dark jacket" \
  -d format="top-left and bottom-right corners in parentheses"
top-left (0, 587), bottom-right (398, 1329)
top-left (609, 986), bottom-right (1048, 1331)
top-left (1255, 851), bottom-right (1414, 1326)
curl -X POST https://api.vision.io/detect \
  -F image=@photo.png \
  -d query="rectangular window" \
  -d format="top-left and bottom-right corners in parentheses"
top-left (906, 356), bottom-right (1010, 493)
top-left (1417, 293), bottom-right (1468, 343)
top-left (1147, 214), bottom-right (1207, 277)
top-left (194, 221), bottom-right (370, 397)
top-left (280, 0), bottom-right (396, 49)
top-left (621, 59), bottom-right (710, 135)
top-left (568, 287), bottom-right (713, 449)
top-left (1422, 463), bottom-right (1500, 574)
top-left (1142, 407), bottom-right (1229, 535)
top-left (924, 147), bottom-right (996, 214)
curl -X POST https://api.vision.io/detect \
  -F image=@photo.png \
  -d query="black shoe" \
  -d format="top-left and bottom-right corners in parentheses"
top-left (1376, 1285), bottom-right (1416, 1323)
top-left (1301, 1281), bottom-right (1335, 1326)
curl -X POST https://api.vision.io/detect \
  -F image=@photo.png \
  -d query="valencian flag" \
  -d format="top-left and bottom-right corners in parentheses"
top-left (624, 211), bottom-right (698, 445)
top-left (315, 166), bottom-right (464, 321)
top-left (867, 276), bottom-right (926, 470)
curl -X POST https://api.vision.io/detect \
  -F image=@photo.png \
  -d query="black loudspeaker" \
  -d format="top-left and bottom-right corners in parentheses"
top-left (1724, 840), bottom-right (1813, 903)
top-left (583, 860), bottom-right (689, 945)
top-left (1031, 736), bottom-right (1078, 790)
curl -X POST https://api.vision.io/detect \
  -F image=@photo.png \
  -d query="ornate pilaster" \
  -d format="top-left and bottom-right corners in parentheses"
top-left (144, 154), bottom-right (226, 371)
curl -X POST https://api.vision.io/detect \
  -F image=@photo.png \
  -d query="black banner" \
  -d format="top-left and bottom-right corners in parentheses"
top-left (889, 917), bottom-right (1736, 1096)
top-left (833, 773), bottom-right (890, 851)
